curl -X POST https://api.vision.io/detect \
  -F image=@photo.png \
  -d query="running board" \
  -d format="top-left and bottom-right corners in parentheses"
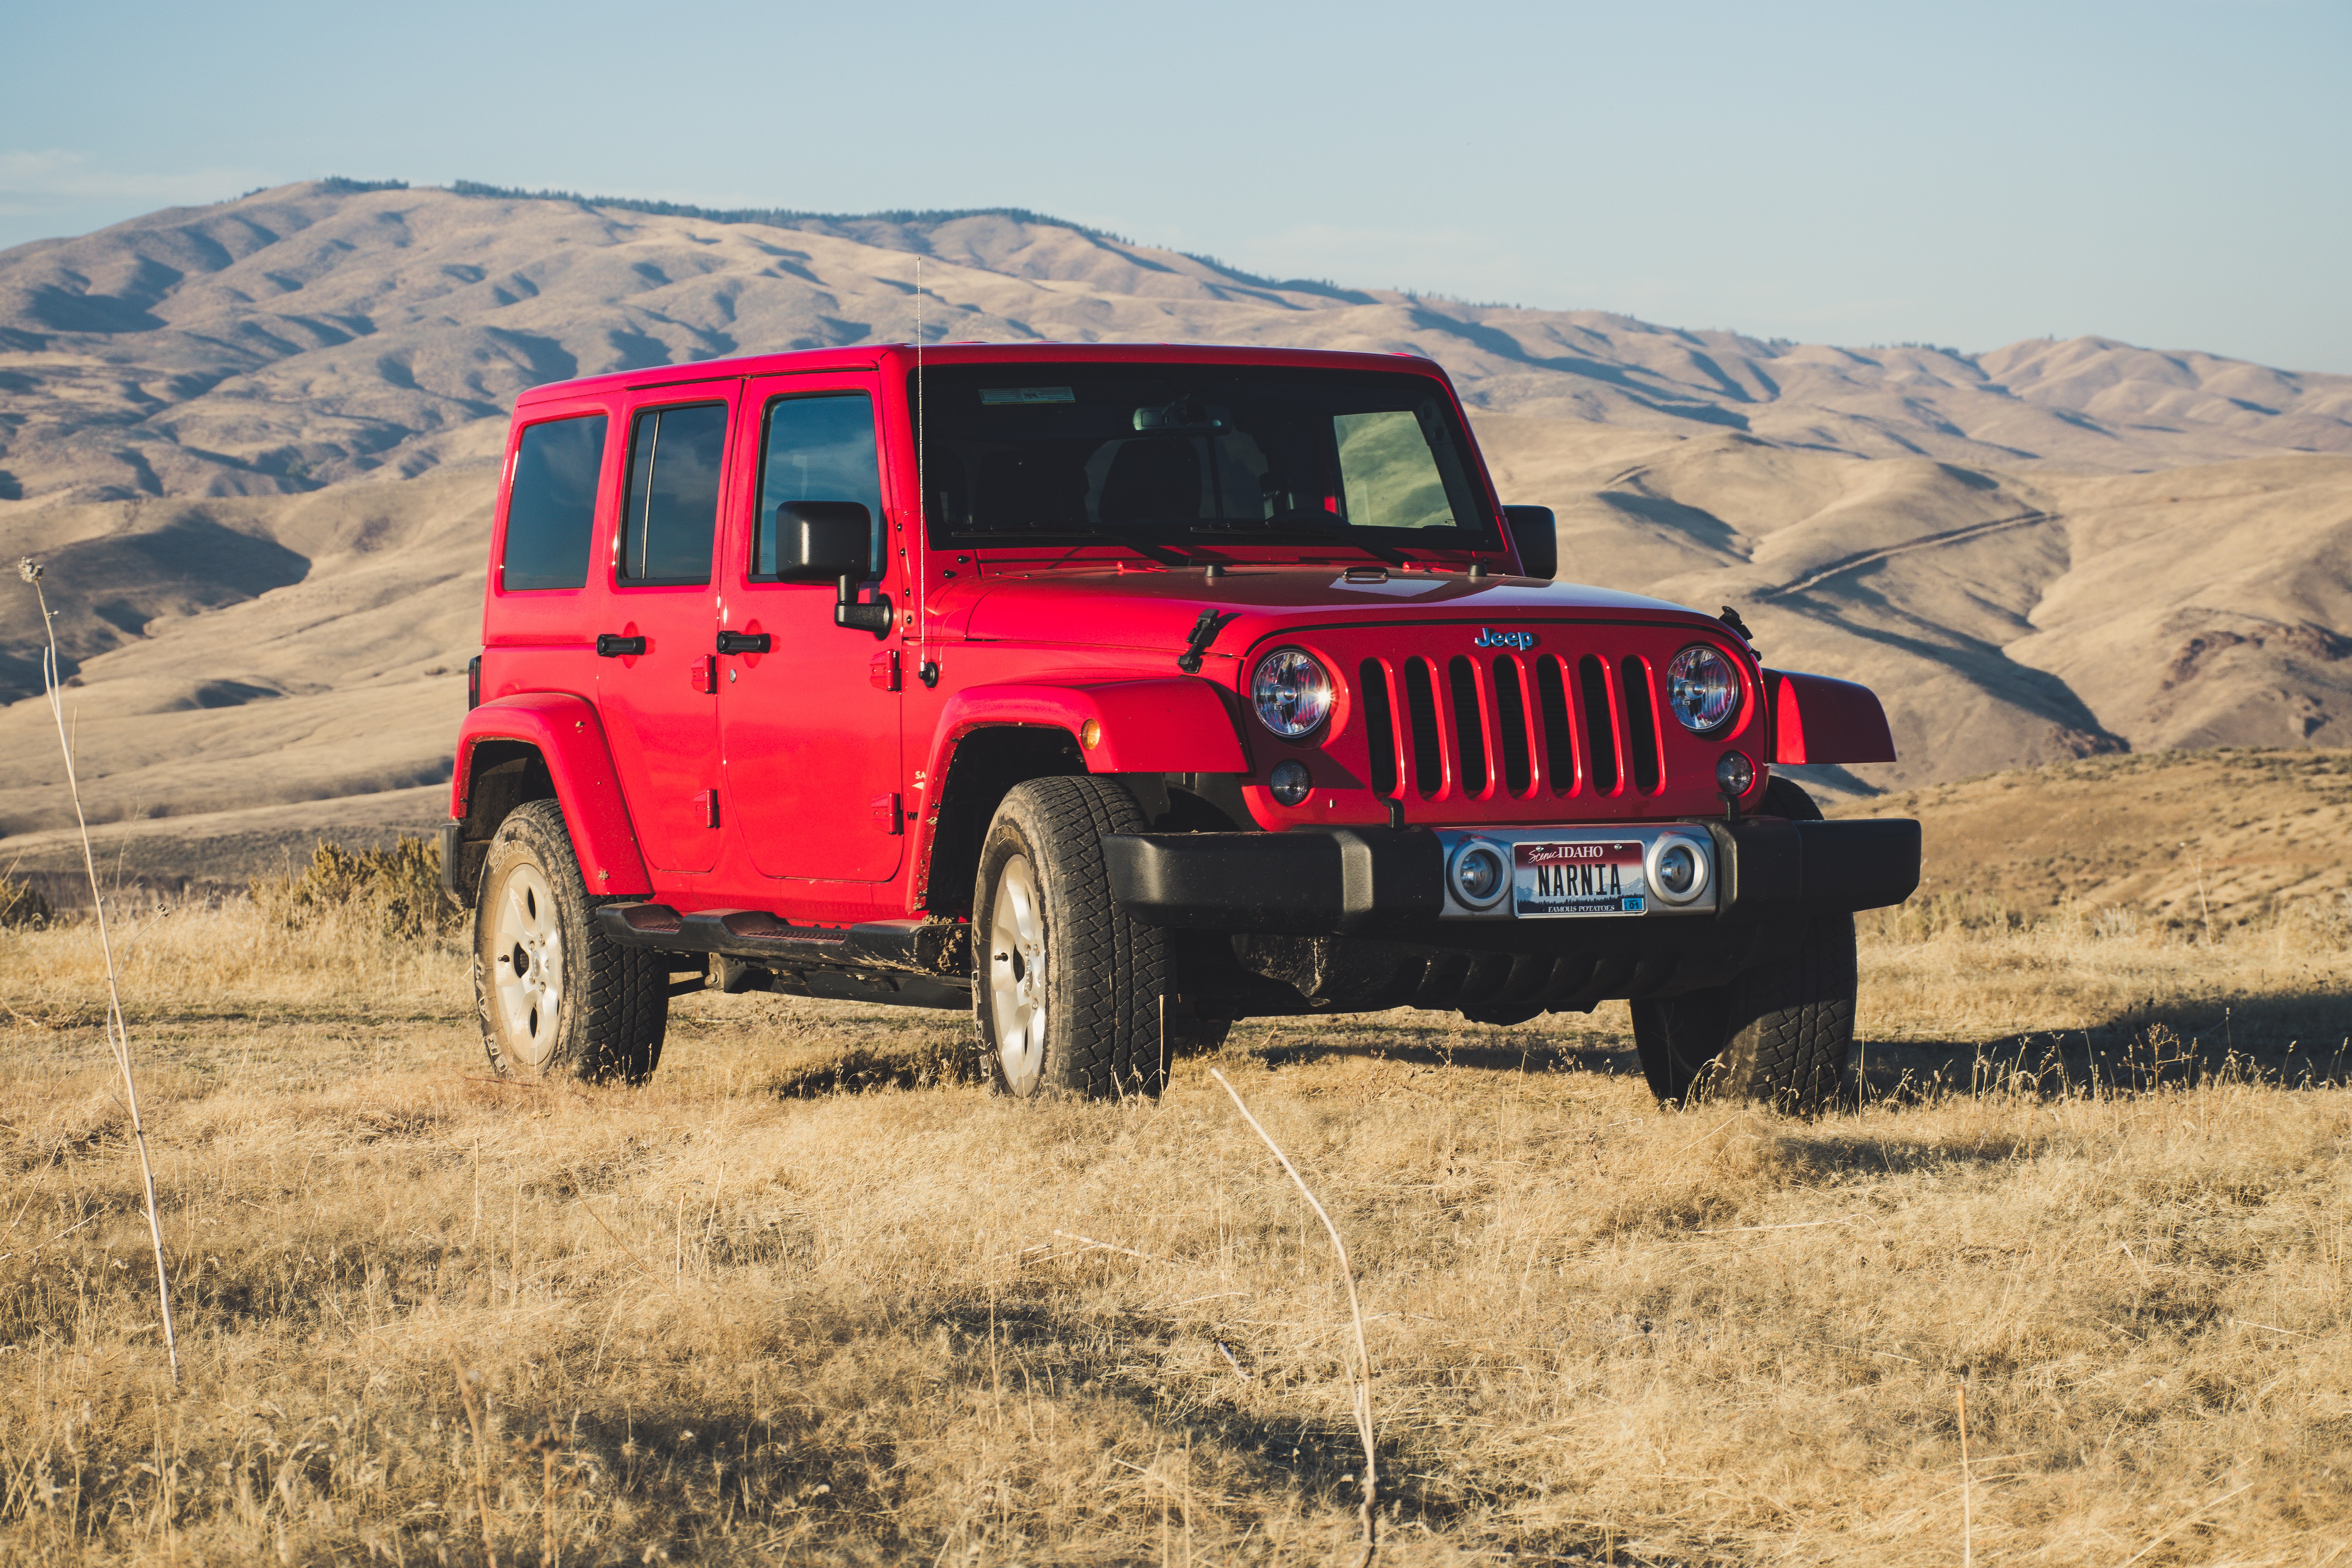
top-left (592, 903), bottom-right (972, 1010)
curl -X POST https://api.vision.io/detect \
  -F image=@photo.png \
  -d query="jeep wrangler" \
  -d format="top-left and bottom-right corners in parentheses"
top-left (445, 343), bottom-right (1918, 1112)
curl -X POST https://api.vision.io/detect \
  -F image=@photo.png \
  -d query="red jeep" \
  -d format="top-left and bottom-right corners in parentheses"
top-left (444, 343), bottom-right (1916, 1112)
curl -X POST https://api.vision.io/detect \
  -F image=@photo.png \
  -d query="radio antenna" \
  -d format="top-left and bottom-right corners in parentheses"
top-left (914, 257), bottom-right (925, 543)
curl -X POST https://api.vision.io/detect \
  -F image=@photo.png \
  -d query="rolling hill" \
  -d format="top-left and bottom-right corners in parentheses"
top-left (3, 179), bottom-right (2349, 855)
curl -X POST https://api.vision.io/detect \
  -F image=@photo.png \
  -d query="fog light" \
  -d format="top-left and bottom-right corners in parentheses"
top-left (1715, 751), bottom-right (1755, 800)
top-left (1449, 840), bottom-right (1510, 909)
top-left (1269, 759), bottom-right (1312, 806)
top-left (1644, 833), bottom-right (1711, 906)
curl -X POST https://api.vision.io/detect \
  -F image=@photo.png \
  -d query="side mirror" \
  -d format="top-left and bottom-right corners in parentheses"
top-left (835, 575), bottom-right (893, 634)
top-left (772, 501), bottom-right (875, 582)
top-left (1503, 505), bottom-right (1557, 580)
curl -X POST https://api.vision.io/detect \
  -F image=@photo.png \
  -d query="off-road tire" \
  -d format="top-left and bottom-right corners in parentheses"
top-left (973, 776), bottom-right (1172, 1099)
top-left (474, 799), bottom-right (668, 1085)
top-left (1629, 777), bottom-right (1856, 1115)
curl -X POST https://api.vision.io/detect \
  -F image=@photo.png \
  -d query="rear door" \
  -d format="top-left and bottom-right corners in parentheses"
top-left (483, 397), bottom-right (612, 705)
top-left (719, 371), bottom-right (904, 881)
top-left (595, 381), bottom-right (739, 874)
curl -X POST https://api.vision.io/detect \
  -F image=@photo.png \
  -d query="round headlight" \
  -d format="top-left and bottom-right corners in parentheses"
top-left (1250, 648), bottom-right (1333, 738)
top-left (1665, 644), bottom-right (1741, 733)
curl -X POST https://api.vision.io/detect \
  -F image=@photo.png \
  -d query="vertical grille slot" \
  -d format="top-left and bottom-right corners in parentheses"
top-left (1579, 655), bottom-right (1620, 794)
top-left (1619, 656), bottom-right (1662, 794)
top-left (1446, 656), bottom-right (1490, 796)
top-left (1402, 657), bottom-right (1443, 797)
top-left (1491, 656), bottom-right (1532, 795)
top-left (1535, 654), bottom-right (1576, 794)
top-left (1359, 659), bottom-right (1398, 798)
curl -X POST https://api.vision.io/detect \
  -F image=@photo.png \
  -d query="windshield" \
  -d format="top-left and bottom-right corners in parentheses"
top-left (911, 363), bottom-right (1496, 551)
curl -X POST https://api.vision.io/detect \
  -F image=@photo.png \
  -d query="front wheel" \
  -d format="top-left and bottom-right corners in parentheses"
top-left (1630, 776), bottom-right (1857, 1115)
top-left (1629, 911), bottom-right (1857, 1114)
top-left (974, 776), bottom-right (1172, 1099)
top-left (474, 799), bottom-right (669, 1084)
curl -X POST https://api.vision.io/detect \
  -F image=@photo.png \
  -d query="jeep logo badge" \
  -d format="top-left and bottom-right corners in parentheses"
top-left (1472, 628), bottom-right (1538, 650)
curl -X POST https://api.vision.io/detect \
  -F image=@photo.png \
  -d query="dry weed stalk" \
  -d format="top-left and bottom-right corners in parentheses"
top-left (1955, 1384), bottom-right (1972, 1568)
top-left (1207, 1067), bottom-right (1377, 1564)
top-left (16, 556), bottom-right (179, 1384)
top-left (452, 1360), bottom-right (500, 1568)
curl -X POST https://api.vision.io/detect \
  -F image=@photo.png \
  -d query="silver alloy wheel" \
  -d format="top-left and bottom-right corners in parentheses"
top-left (490, 863), bottom-right (564, 1070)
top-left (988, 852), bottom-right (1048, 1094)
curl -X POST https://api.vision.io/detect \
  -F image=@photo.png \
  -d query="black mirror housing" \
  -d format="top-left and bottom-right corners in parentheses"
top-left (772, 501), bottom-right (875, 582)
top-left (835, 575), bottom-right (893, 635)
top-left (1503, 505), bottom-right (1557, 580)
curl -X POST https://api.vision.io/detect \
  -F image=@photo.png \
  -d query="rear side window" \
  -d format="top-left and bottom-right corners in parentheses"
top-left (619, 402), bottom-right (728, 585)
top-left (501, 414), bottom-right (607, 591)
top-left (754, 393), bottom-right (884, 578)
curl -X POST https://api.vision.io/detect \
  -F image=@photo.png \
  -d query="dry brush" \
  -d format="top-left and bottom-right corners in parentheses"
top-left (2, 868), bottom-right (2349, 1563)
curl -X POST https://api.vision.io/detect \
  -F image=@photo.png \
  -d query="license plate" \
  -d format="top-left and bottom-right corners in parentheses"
top-left (1514, 840), bottom-right (1646, 917)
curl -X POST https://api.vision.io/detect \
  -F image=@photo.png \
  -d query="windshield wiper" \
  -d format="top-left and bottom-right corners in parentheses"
top-left (1040, 531), bottom-right (1193, 569)
top-left (1189, 525), bottom-right (1410, 565)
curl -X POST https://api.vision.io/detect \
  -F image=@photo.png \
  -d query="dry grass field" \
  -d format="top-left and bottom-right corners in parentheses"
top-left (6, 757), bottom-right (2352, 1565)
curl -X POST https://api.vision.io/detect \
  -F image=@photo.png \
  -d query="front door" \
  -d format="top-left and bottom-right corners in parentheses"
top-left (719, 373), bottom-right (904, 881)
top-left (596, 383), bottom-right (738, 874)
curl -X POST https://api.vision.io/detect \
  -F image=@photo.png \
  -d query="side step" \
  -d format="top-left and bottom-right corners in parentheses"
top-left (593, 904), bottom-right (972, 1012)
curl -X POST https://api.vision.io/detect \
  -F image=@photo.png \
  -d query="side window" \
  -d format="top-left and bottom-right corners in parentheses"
top-left (754, 394), bottom-right (884, 577)
top-left (618, 402), bottom-right (728, 585)
top-left (501, 414), bottom-right (607, 591)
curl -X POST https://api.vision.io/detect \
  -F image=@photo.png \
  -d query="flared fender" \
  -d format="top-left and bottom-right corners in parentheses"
top-left (922, 678), bottom-right (1251, 785)
top-left (452, 693), bottom-right (653, 896)
top-left (1764, 670), bottom-right (1898, 765)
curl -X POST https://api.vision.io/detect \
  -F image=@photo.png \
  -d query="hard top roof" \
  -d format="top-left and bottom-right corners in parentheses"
top-left (514, 340), bottom-right (1453, 406)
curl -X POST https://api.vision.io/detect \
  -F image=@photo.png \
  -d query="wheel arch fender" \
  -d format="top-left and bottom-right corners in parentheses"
top-left (1762, 670), bottom-right (1897, 765)
top-left (912, 680), bottom-right (1249, 916)
top-left (453, 693), bottom-right (653, 896)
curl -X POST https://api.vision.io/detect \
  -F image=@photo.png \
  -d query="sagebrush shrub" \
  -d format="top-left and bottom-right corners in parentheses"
top-left (0, 874), bottom-right (52, 929)
top-left (250, 838), bottom-right (459, 939)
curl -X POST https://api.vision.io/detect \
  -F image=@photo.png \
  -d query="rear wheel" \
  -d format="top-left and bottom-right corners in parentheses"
top-left (474, 799), bottom-right (668, 1084)
top-left (974, 776), bottom-right (1171, 1099)
top-left (1630, 777), bottom-right (1856, 1114)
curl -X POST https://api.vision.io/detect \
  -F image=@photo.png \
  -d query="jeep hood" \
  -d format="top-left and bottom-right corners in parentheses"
top-left (936, 567), bottom-right (1721, 662)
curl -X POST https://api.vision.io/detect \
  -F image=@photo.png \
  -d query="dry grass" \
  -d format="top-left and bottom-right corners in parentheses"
top-left (3, 887), bottom-right (2350, 1565)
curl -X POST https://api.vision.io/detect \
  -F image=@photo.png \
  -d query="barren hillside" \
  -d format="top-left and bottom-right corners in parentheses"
top-left (3, 180), bottom-right (2349, 839)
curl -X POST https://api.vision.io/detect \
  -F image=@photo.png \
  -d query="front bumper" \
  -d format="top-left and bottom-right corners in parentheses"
top-left (1102, 817), bottom-right (1920, 936)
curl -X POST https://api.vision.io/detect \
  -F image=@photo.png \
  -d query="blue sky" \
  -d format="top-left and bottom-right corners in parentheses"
top-left (5, 0), bottom-right (2347, 370)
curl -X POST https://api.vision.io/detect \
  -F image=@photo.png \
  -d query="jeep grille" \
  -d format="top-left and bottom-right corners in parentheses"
top-left (1326, 627), bottom-right (1729, 824)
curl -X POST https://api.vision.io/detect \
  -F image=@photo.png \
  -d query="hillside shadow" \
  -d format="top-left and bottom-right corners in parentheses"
top-left (1854, 982), bottom-right (2352, 1104)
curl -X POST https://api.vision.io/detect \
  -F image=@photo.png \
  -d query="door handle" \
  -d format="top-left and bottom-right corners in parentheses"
top-left (595, 634), bottom-right (646, 657)
top-left (716, 630), bottom-right (771, 655)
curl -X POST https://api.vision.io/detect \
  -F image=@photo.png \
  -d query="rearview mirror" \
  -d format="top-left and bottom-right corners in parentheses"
top-left (1503, 505), bottom-right (1557, 580)
top-left (771, 501), bottom-right (875, 582)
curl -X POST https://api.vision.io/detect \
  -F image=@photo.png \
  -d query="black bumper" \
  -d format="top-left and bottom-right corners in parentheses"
top-left (1102, 818), bottom-right (1920, 936)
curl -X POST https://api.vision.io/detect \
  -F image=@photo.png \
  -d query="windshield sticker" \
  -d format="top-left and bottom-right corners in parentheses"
top-left (979, 387), bottom-right (1076, 405)
top-left (1328, 574), bottom-right (1445, 596)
